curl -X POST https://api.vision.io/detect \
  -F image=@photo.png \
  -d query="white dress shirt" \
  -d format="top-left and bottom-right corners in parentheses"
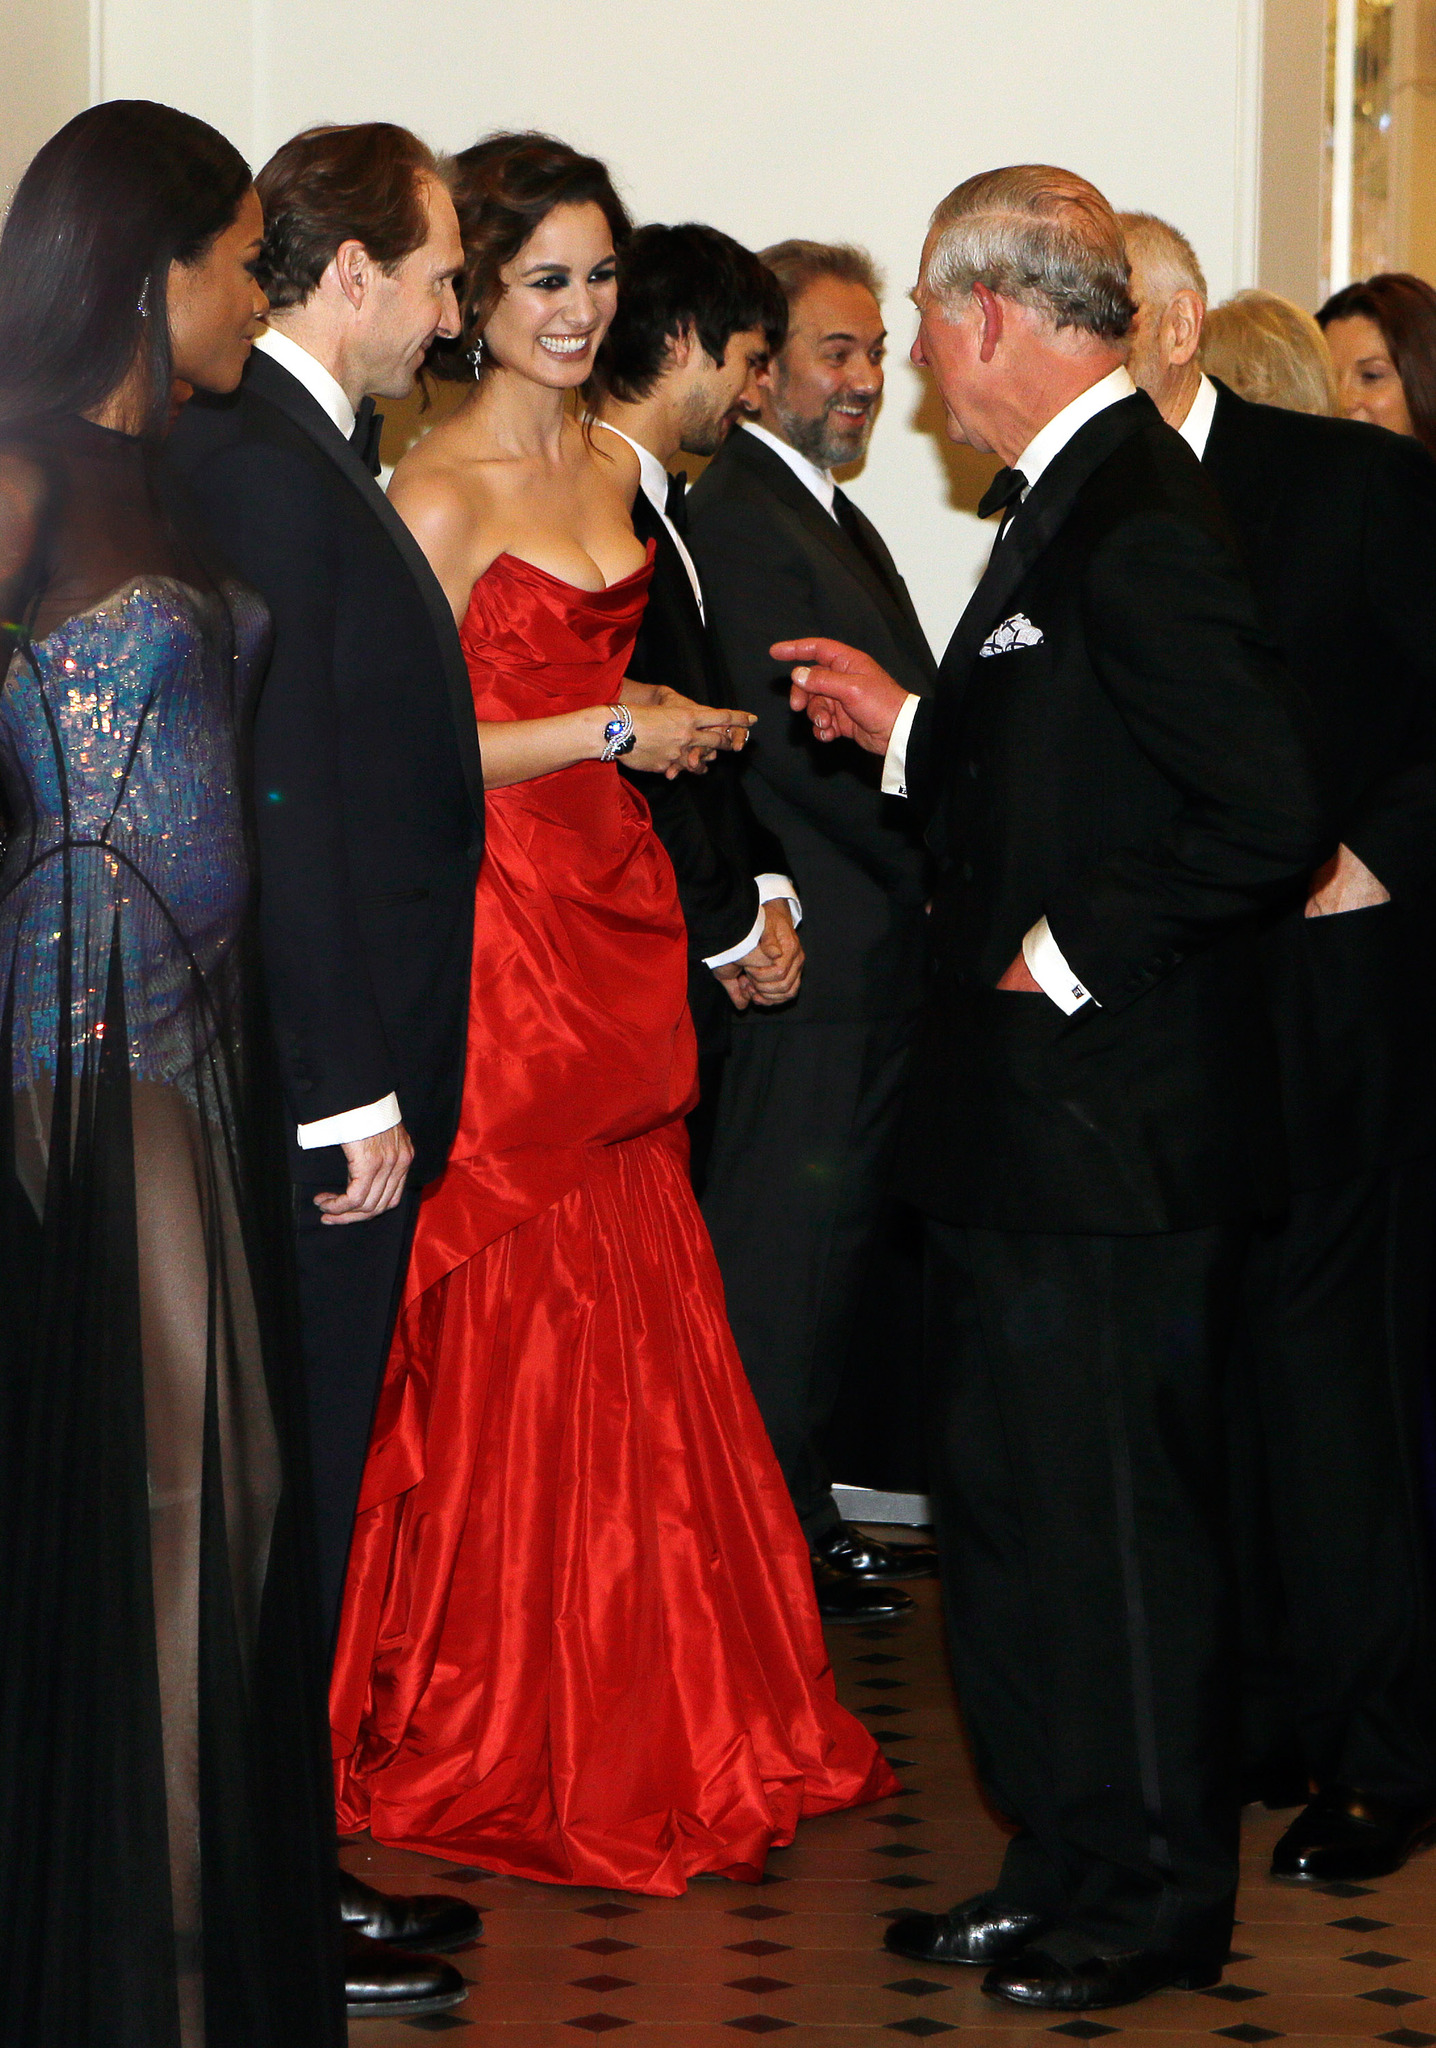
top-left (254, 327), bottom-right (403, 1151)
top-left (740, 419), bottom-right (838, 519)
top-left (253, 325), bottom-right (357, 439)
top-left (880, 364), bottom-right (1141, 1014)
top-left (1176, 371), bottom-right (1219, 460)
top-left (596, 422), bottom-right (706, 619)
top-left (593, 422), bottom-right (801, 969)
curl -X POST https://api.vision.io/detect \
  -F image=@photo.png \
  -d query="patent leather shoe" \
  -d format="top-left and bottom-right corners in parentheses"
top-left (812, 1524), bottom-right (939, 1581)
top-left (1271, 1786), bottom-right (1436, 1882)
top-left (343, 1930), bottom-right (469, 2018)
top-left (812, 1558), bottom-right (914, 1621)
top-left (982, 1947), bottom-right (1222, 2010)
top-left (884, 1892), bottom-right (1051, 1965)
top-left (339, 1869), bottom-right (481, 1952)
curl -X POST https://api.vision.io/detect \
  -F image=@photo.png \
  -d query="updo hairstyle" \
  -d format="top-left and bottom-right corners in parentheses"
top-left (429, 131), bottom-right (632, 383)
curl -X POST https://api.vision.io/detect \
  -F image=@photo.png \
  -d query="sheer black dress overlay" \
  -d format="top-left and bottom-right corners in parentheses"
top-left (0, 414), bottom-right (345, 2048)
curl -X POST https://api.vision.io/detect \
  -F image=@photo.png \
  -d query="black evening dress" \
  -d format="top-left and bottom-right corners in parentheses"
top-left (0, 413), bottom-right (345, 2047)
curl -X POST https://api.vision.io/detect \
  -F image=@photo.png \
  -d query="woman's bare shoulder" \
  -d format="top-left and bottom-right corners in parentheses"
top-left (584, 418), bottom-right (641, 508)
top-left (387, 434), bottom-right (505, 616)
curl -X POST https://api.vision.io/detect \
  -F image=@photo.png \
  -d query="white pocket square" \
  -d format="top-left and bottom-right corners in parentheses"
top-left (978, 613), bottom-right (1044, 658)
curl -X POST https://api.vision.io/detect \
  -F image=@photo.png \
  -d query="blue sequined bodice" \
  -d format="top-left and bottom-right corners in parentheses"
top-left (0, 574), bottom-right (269, 1088)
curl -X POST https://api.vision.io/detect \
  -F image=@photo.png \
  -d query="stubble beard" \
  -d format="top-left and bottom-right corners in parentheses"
top-left (773, 392), bottom-right (874, 469)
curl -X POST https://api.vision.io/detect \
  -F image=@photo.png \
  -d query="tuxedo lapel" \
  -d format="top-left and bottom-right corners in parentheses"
top-left (941, 392), bottom-right (1156, 681)
top-left (631, 488), bottom-right (704, 637)
top-left (245, 351), bottom-right (486, 824)
top-left (730, 430), bottom-right (927, 665)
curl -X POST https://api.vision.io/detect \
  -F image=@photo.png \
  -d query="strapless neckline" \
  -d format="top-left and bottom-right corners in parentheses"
top-left (481, 539), bottom-right (655, 602)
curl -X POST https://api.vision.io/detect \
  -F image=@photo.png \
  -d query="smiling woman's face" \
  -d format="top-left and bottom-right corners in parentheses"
top-left (482, 201), bottom-right (618, 390)
top-left (1324, 312), bottom-right (1415, 437)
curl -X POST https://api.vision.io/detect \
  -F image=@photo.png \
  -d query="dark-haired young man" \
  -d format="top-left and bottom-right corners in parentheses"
top-left (593, 223), bottom-right (804, 1155)
top-left (169, 122), bottom-right (482, 2021)
top-left (685, 241), bottom-right (939, 1618)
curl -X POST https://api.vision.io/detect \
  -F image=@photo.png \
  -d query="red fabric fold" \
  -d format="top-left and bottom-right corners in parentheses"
top-left (330, 549), bottom-right (896, 1894)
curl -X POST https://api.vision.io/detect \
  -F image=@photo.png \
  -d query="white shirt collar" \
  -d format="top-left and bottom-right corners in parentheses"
top-left (1176, 372), bottom-right (1218, 460)
top-left (1013, 364), bottom-right (1136, 494)
top-left (597, 421), bottom-right (675, 522)
top-left (253, 326), bottom-right (358, 440)
top-left (593, 420), bottom-right (705, 620)
top-left (741, 418), bottom-right (837, 519)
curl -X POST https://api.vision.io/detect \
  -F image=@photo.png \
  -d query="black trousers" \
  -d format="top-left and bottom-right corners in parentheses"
top-left (1232, 1157), bottom-right (1436, 1801)
top-left (700, 1012), bottom-right (912, 1542)
top-left (924, 1218), bottom-right (1245, 1962)
top-left (292, 1184), bottom-right (420, 1654)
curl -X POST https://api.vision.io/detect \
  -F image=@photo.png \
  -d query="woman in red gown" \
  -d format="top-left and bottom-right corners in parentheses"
top-left (329, 133), bottom-right (897, 1896)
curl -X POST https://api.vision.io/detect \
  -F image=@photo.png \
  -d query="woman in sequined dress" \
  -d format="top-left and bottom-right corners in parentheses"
top-left (0, 104), bottom-right (345, 2047)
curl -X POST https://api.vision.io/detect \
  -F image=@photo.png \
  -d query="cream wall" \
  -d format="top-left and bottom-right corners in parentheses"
top-left (24, 0), bottom-right (1274, 649)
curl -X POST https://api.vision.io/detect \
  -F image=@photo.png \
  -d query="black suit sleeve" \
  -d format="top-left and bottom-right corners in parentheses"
top-left (629, 766), bottom-right (763, 961)
top-left (184, 439), bottom-right (396, 1127)
top-left (690, 497), bottom-right (919, 891)
top-left (1045, 510), bottom-right (1327, 1012)
top-left (1341, 439), bottom-right (1436, 899)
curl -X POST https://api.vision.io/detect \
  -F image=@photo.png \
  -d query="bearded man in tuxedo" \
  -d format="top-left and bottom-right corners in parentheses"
top-left (591, 223), bottom-right (805, 1170)
top-left (1122, 210), bottom-right (1436, 1884)
top-left (685, 240), bottom-right (940, 1619)
top-left (781, 165), bottom-right (1326, 2010)
top-left (169, 122), bottom-right (484, 2021)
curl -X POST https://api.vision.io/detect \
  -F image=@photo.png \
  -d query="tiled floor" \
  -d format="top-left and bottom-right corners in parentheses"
top-left (341, 1562), bottom-right (1436, 2046)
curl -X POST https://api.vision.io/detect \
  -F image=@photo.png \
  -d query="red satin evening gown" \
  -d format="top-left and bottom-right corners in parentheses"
top-left (329, 547), bottom-right (896, 1894)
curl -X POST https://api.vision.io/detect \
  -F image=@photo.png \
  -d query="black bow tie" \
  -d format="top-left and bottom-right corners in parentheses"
top-left (977, 465), bottom-right (1029, 521)
top-left (350, 396), bottom-right (384, 476)
top-left (664, 469), bottom-right (689, 535)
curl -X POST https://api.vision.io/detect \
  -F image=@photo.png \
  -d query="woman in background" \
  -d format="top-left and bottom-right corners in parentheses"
top-left (0, 103), bottom-right (344, 2047)
top-left (330, 130), bottom-right (896, 1896)
top-left (1201, 288), bottom-right (1337, 415)
top-left (1318, 272), bottom-right (1436, 456)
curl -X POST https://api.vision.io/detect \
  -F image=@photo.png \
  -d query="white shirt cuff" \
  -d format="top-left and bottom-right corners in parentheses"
top-left (296, 1091), bottom-right (402, 1149)
top-left (881, 693), bottom-right (922, 797)
top-left (1022, 917), bottom-right (1098, 1014)
top-left (703, 875), bottom-right (802, 970)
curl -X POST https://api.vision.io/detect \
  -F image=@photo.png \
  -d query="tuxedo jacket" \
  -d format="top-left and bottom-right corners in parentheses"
top-left (686, 427), bottom-right (936, 1027)
top-left (621, 487), bottom-right (788, 1060)
top-left (1201, 381), bottom-right (1436, 1187)
top-left (897, 390), bottom-right (1326, 1235)
top-left (167, 351), bottom-right (485, 1187)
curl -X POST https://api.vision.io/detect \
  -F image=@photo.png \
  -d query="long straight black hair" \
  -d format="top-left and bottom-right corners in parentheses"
top-left (0, 100), bottom-right (252, 437)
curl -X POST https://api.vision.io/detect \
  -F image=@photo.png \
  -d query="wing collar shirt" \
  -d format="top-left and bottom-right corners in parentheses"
top-left (253, 325), bottom-right (403, 1150)
top-left (879, 364), bottom-right (1139, 1015)
top-left (596, 421), bottom-right (800, 969)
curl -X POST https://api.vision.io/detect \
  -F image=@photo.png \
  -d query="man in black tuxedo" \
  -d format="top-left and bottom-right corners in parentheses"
top-left (686, 241), bottom-right (939, 1619)
top-left (169, 123), bottom-right (483, 2019)
top-left (781, 166), bottom-right (1325, 2010)
top-left (591, 223), bottom-right (805, 1169)
top-left (1123, 210), bottom-right (1436, 1882)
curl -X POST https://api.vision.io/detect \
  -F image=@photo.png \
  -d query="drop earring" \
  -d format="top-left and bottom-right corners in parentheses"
top-left (137, 276), bottom-right (150, 318)
top-left (467, 337), bottom-right (484, 376)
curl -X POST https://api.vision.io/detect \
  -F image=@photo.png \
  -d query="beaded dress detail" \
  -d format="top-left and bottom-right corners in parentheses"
top-left (0, 414), bottom-right (344, 2048)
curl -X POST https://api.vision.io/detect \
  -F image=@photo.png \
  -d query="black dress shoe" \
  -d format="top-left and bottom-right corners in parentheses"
top-left (812, 1558), bottom-right (914, 1621)
top-left (982, 1947), bottom-right (1222, 2010)
top-left (339, 1869), bottom-right (481, 1952)
top-left (344, 1930), bottom-right (469, 2018)
top-left (812, 1524), bottom-right (940, 1581)
top-left (1271, 1786), bottom-right (1436, 1883)
top-left (884, 1892), bottom-right (1051, 1965)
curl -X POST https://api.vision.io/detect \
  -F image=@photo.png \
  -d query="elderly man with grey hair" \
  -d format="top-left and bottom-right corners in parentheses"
top-left (777, 165), bottom-right (1326, 2011)
top-left (1124, 213), bottom-right (1436, 1889)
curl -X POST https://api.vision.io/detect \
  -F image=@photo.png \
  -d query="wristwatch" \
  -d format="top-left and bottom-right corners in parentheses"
top-left (601, 704), bottom-right (636, 761)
